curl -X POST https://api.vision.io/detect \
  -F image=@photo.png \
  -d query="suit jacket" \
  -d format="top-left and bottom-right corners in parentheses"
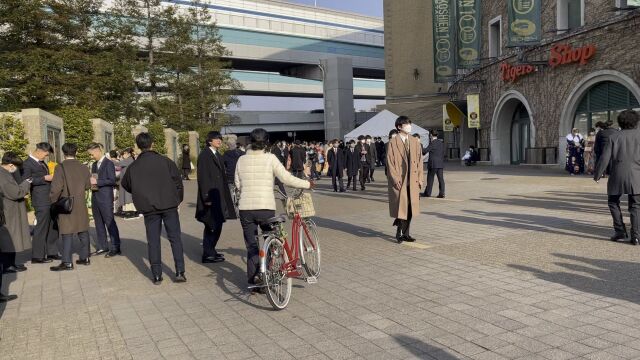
top-left (345, 148), bottom-right (360, 177)
top-left (368, 142), bottom-right (377, 162)
top-left (21, 156), bottom-right (51, 207)
top-left (327, 148), bottom-right (346, 176)
top-left (290, 146), bottom-right (306, 171)
top-left (91, 157), bottom-right (116, 206)
top-left (196, 148), bottom-right (237, 227)
top-left (594, 127), bottom-right (640, 195)
top-left (354, 143), bottom-right (372, 166)
top-left (50, 159), bottom-right (91, 235)
top-left (223, 148), bottom-right (245, 182)
top-left (594, 128), bottom-right (618, 159)
top-left (426, 139), bottom-right (445, 169)
top-left (375, 141), bottom-right (385, 159)
top-left (271, 146), bottom-right (289, 166)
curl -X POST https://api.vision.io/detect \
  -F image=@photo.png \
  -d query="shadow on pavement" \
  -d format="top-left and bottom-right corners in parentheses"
top-left (509, 253), bottom-right (640, 304)
top-left (424, 210), bottom-right (610, 241)
top-left (444, 164), bottom-right (569, 178)
top-left (0, 272), bottom-right (17, 319)
top-left (313, 216), bottom-right (397, 244)
top-left (121, 237), bottom-right (175, 281)
top-left (473, 193), bottom-right (613, 216)
top-left (393, 334), bottom-right (463, 359)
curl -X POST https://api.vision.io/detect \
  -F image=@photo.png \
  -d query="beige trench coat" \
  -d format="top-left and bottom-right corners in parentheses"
top-left (386, 135), bottom-right (425, 220)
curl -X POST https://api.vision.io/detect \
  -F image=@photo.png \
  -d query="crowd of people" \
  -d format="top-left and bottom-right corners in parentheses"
top-left (565, 120), bottom-right (619, 176)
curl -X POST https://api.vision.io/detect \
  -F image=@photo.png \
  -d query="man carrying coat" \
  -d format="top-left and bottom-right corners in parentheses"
top-left (594, 110), bottom-right (640, 245)
top-left (386, 116), bottom-right (424, 244)
top-left (196, 131), bottom-right (237, 264)
top-left (327, 139), bottom-right (346, 192)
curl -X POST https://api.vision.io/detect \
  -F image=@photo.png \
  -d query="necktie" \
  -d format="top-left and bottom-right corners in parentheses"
top-left (40, 161), bottom-right (49, 174)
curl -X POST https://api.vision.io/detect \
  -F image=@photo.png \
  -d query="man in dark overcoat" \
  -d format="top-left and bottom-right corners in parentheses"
top-left (327, 139), bottom-right (346, 192)
top-left (196, 131), bottom-right (237, 263)
top-left (345, 140), bottom-right (360, 191)
top-left (423, 130), bottom-right (446, 198)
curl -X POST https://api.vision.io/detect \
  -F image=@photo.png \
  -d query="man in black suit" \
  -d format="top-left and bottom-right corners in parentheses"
top-left (345, 140), bottom-right (359, 191)
top-left (594, 110), bottom-right (640, 245)
top-left (22, 142), bottom-right (59, 263)
top-left (355, 135), bottom-right (372, 190)
top-left (196, 131), bottom-right (237, 264)
top-left (88, 143), bottom-right (121, 257)
top-left (290, 140), bottom-right (307, 179)
top-left (327, 139), bottom-right (346, 192)
top-left (423, 130), bottom-right (446, 198)
top-left (366, 135), bottom-right (377, 182)
top-left (271, 141), bottom-right (288, 194)
top-left (594, 120), bottom-right (618, 177)
top-left (122, 133), bottom-right (186, 284)
top-left (375, 137), bottom-right (385, 167)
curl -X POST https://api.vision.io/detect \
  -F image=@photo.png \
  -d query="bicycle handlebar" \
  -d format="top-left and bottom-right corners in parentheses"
top-left (275, 187), bottom-right (305, 200)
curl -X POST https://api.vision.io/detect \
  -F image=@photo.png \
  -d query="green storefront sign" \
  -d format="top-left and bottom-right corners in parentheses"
top-left (432, 0), bottom-right (457, 82)
top-left (507, 0), bottom-right (542, 46)
top-left (456, 0), bottom-right (481, 68)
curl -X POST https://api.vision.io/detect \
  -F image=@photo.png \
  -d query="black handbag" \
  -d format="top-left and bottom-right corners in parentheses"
top-left (51, 163), bottom-right (74, 214)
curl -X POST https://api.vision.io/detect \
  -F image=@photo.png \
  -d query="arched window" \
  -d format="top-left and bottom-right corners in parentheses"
top-left (573, 81), bottom-right (640, 134)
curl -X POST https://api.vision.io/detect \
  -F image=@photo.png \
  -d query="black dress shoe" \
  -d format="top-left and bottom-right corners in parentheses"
top-left (339, 189), bottom-right (346, 192)
top-left (14, 264), bottom-right (27, 271)
top-left (422, 194), bottom-right (431, 198)
top-left (105, 249), bottom-right (122, 258)
top-left (47, 254), bottom-right (62, 260)
top-left (437, 195), bottom-right (445, 199)
top-left (631, 238), bottom-right (639, 246)
top-left (75, 258), bottom-right (91, 266)
top-left (32, 258), bottom-right (53, 264)
top-left (202, 256), bottom-right (225, 263)
top-left (92, 249), bottom-right (108, 256)
top-left (152, 275), bottom-right (163, 285)
top-left (610, 233), bottom-right (628, 241)
top-left (0, 293), bottom-right (18, 302)
top-left (175, 272), bottom-right (187, 283)
top-left (404, 235), bottom-right (417, 242)
top-left (2, 265), bottom-right (26, 274)
top-left (50, 263), bottom-right (74, 271)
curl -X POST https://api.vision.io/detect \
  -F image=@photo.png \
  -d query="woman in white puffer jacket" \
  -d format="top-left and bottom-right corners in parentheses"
top-left (234, 128), bottom-right (314, 287)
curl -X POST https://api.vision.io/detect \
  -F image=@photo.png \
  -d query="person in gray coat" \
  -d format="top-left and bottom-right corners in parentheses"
top-left (594, 110), bottom-right (640, 245)
top-left (0, 152), bottom-right (31, 274)
top-left (423, 130), bottom-right (446, 198)
top-left (117, 148), bottom-right (136, 218)
top-left (49, 143), bottom-right (92, 270)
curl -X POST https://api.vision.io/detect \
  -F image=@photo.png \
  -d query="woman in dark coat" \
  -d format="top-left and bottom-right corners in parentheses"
top-left (0, 152), bottom-right (31, 273)
top-left (181, 144), bottom-right (191, 180)
top-left (49, 143), bottom-right (92, 270)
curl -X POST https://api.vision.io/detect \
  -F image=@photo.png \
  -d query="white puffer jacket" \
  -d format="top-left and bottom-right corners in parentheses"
top-left (235, 149), bottom-right (310, 210)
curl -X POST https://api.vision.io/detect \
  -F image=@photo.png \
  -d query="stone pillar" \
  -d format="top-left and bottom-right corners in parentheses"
top-left (188, 131), bottom-right (199, 160)
top-left (321, 57), bottom-right (355, 141)
top-left (91, 118), bottom-right (115, 152)
top-left (164, 128), bottom-right (178, 162)
top-left (131, 125), bottom-right (148, 153)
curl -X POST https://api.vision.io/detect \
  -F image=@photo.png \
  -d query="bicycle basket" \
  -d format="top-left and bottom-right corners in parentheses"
top-left (285, 192), bottom-right (315, 218)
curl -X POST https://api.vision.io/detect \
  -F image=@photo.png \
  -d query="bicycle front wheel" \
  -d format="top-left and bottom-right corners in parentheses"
top-left (300, 219), bottom-right (321, 278)
top-left (264, 236), bottom-right (292, 310)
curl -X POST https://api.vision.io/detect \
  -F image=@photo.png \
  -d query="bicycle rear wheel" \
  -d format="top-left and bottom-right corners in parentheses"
top-left (264, 236), bottom-right (292, 310)
top-left (300, 219), bottom-right (321, 278)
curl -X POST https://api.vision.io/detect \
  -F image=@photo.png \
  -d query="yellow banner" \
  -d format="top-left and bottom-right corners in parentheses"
top-left (467, 94), bottom-right (480, 129)
top-left (443, 104), bottom-right (454, 132)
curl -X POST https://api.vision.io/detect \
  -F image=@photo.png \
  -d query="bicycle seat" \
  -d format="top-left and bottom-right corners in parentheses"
top-left (261, 215), bottom-right (287, 226)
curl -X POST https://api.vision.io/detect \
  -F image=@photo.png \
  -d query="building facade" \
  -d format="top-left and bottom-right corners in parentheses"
top-left (448, 0), bottom-right (640, 165)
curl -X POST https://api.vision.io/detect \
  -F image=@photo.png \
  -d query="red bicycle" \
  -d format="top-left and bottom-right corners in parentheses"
top-left (253, 189), bottom-right (321, 310)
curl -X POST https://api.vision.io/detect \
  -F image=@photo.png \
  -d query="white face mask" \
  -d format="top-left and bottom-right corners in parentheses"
top-left (360, 140), bottom-right (365, 144)
top-left (350, 144), bottom-right (356, 148)
top-left (366, 139), bottom-right (372, 144)
top-left (402, 124), bottom-right (412, 134)
top-left (7, 165), bottom-right (17, 174)
top-left (391, 134), bottom-right (397, 139)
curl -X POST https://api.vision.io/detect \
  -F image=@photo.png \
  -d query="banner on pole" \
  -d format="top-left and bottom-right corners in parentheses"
top-left (467, 94), bottom-right (480, 129)
top-left (507, 0), bottom-right (542, 46)
top-left (456, 0), bottom-right (481, 68)
top-left (432, 0), bottom-right (457, 82)
top-left (443, 104), bottom-right (454, 132)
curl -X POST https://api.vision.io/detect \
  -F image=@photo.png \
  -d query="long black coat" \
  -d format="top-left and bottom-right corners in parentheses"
top-left (290, 146), bottom-right (306, 171)
top-left (327, 148), bottom-right (346, 176)
top-left (354, 143), bottom-right (373, 166)
top-left (196, 148), bottom-right (237, 228)
top-left (594, 127), bottom-right (640, 195)
top-left (345, 148), bottom-right (360, 177)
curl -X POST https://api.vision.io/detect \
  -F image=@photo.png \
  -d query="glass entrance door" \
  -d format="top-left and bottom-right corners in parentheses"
top-left (510, 104), bottom-right (531, 164)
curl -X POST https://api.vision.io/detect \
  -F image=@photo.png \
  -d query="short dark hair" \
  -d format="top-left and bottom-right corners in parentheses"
top-left (294, 140), bottom-right (301, 146)
top-left (412, 133), bottom-right (420, 138)
top-left (594, 121), bottom-right (605, 129)
top-left (430, 129), bottom-right (439, 138)
top-left (357, 135), bottom-right (365, 141)
top-left (35, 142), bottom-right (53, 153)
top-left (136, 132), bottom-right (153, 151)
top-left (1, 152), bottom-right (23, 166)
top-left (206, 131), bottom-right (222, 146)
top-left (365, 135), bottom-right (372, 140)
top-left (331, 138), bottom-right (339, 144)
top-left (349, 140), bottom-right (356, 144)
top-left (62, 143), bottom-right (78, 157)
top-left (249, 128), bottom-right (270, 151)
top-left (618, 110), bottom-right (639, 130)
top-left (109, 150), bottom-right (118, 158)
top-left (121, 148), bottom-right (134, 156)
top-left (470, 145), bottom-right (476, 149)
top-left (395, 116), bottom-right (411, 130)
top-left (87, 142), bottom-right (103, 151)
top-left (388, 129), bottom-right (398, 138)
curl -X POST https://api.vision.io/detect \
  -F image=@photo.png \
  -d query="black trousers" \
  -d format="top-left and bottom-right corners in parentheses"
top-left (182, 168), bottom-right (190, 179)
top-left (143, 208), bottom-right (185, 276)
top-left (92, 198), bottom-right (121, 251)
top-left (33, 206), bottom-right (59, 259)
top-left (608, 194), bottom-right (640, 237)
top-left (370, 166), bottom-right (375, 181)
top-left (203, 222), bottom-right (223, 258)
top-left (359, 163), bottom-right (370, 189)
top-left (239, 209), bottom-right (275, 284)
top-left (0, 252), bottom-right (16, 268)
top-left (347, 175), bottom-right (357, 190)
top-left (331, 173), bottom-right (344, 191)
top-left (61, 232), bottom-right (90, 263)
top-left (425, 168), bottom-right (445, 196)
top-left (292, 169), bottom-right (305, 179)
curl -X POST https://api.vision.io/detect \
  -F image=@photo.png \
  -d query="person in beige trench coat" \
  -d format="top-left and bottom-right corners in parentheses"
top-left (386, 116), bottom-right (425, 243)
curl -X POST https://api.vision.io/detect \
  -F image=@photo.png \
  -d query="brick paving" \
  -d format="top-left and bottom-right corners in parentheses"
top-left (1, 165), bottom-right (639, 359)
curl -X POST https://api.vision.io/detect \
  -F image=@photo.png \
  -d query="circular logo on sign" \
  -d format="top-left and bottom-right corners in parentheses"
top-left (459, 48), bottom-right (478, 61)
top-left (469, 112), bottom-right (478, 120)
top-left (445, 119), bottom-right (452, 125)
top-left (436, 65), bottom-right (454, 76)
top-left (511, 19), bottom-right (536, 36)
top-left (458, 14), bottom-right (477, 44)
top-left (513, 0), bottom-right (535, 15)
top-left (436, 39), bottom-right (452, 62)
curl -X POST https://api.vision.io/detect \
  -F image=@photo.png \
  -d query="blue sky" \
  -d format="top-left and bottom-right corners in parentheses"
top-left (284, 0), bottom-right (383, 18)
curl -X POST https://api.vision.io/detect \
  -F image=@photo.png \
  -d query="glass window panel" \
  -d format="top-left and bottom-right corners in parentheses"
top-left (589, 83), bottom-right (609, 111)
top-left (608, 82), bottom-right (631, 109)
top-left (591, 112), bottom-right (609, 129)
top-left (573, 113), bottom-right (589, 134)
top-left (568, 0), bottom-right (582, 29)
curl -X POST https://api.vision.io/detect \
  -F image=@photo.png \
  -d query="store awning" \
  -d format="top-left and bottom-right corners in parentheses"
top-left (446, 101), bottom-right (467, 127)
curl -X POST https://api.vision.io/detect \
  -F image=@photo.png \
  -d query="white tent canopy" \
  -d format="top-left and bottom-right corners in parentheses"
top-left (344, 110), bottom-right (431, 144)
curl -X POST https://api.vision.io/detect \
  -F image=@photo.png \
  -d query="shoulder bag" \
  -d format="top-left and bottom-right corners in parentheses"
top-left (51, 163), bottom-right (74, 214)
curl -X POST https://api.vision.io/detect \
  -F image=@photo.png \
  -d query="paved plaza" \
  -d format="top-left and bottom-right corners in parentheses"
top-left (2, 165), bottom-right (640, 360)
